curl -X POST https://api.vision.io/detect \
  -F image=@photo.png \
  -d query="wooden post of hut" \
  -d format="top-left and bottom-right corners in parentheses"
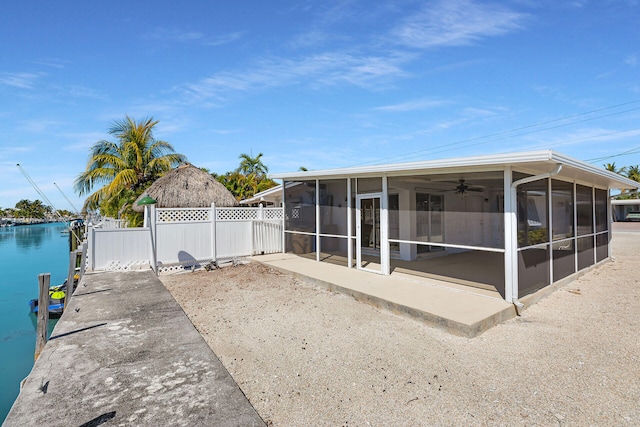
top-left (35, 273), bottom-right (50, 361)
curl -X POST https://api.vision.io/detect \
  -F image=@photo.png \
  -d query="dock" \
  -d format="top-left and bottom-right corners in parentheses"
top-left (3, 270), bottom-right (265, 427)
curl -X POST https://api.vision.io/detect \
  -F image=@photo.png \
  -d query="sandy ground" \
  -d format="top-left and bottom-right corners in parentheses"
top-left (160, 230), bottom-right (640, 426)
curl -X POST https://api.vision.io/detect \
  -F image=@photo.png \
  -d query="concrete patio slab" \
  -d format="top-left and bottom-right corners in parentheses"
top-left (252, 253), bottom-right (516, 337)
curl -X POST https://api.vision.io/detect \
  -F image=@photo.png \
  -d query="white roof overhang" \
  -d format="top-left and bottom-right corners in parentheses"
top-left (611, 199), bottom-right (640, 205)
top-left (270, 150), bottom-right (639, 190)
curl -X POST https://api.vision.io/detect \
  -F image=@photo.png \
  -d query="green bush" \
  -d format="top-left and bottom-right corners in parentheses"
top-left (518, 228), bottom-right (548, 246)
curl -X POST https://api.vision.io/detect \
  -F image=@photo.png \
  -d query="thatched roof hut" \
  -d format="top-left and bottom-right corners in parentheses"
top-left (133, 163), bottom-right (238, 212)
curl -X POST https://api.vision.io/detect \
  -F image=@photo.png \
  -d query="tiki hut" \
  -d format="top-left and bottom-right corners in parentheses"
top-left (133, 163), bottom-right (238, 211)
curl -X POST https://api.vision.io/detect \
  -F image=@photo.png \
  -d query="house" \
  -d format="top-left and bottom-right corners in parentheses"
top-left (611, 199), bottom-right (640, 221)
top-left (270, 150), bottom-right (639, 307)
top-left (239, 183), bottom-right (285, 207)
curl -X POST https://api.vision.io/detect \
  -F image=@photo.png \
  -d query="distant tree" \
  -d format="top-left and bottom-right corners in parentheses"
top-left (237, 152), bottom-right (268, 178)
top-left (299, 166), bottom-right (308, 172)
top-left (74, 116), bottom-right (187, 215)
top-left (604, 162), bottom-right (626, 175)
top-left (215, 153), bottom-right (277, 200)
top-left (627, 165), bottom-right (640, 182)
top-left (14, 199), bottom-right (50, 218)
top-left (257, 177), bottom-right (278, 193)
top-left (611, 164), bottom-right (640, 200)
top-left (217, 171), bottom-right (258, 201)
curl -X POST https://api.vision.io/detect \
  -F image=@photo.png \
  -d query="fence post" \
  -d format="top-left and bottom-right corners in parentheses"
top-left (88, 227), bottom-right (95, 271)
top-left (211, 203), bottom-right (217, 263)
top-left (65, 251), bottom-right (77, 308)
top-left (35, 273), bottom-right (50, 361)
top-left (149, 205), bottom-right (157, 274)
top-left (79, 242), bottom-right (87, 278)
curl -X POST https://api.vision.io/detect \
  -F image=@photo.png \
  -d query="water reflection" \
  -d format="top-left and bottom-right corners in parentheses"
top-left (0, 224), bottom-right (64, 250)
top-left (28, 313), bottom-right (58, 338)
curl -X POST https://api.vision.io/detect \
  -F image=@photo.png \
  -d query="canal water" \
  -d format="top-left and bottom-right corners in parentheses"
top-left (0, 222), bottom-right (68, 423)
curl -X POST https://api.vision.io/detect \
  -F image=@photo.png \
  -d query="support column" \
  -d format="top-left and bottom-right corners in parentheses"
top-left (347, 178), bottom-right (352, 268)
top-left (504, 167), bottom-right (516, 302)
top-left (607, 189), bottom-right (612, 259)
top-left (381, 175), bottom-right (390, 275)
top-left (281, 181), bottom-right (286, 254)
top-left (573, 182), bottom-right (578, 272)
top-left (316, 179), bottom-right (320, 262)
top-left (548, 178), bottom-right (554, 284)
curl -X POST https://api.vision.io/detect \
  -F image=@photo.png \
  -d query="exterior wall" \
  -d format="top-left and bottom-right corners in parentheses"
top-left (516, 177), bottom-right (609, 297)
top-left (284, 169), bottom-right (615, 303)
top-left (285, 172), bottom-right (507, 291)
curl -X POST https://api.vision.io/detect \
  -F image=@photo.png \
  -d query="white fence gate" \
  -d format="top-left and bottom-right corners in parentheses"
top-left (87, 205), bottom-right (283, 273)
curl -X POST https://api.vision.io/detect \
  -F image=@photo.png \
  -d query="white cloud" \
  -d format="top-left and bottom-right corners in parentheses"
top-left (144, 28), bottom-right (243, 47)
top-left (180, 50), bottom-right (411, 103)
top-left (31, 59), bottom-right (68, 69)
top-left (625, 54), bottom-right (637, 66)
top-left (61, 132), bottom-right (107, 152)
top-left (204, 31), bottom-right (244, 47)
top-left (52, 84), bottom-right (107, 99)
top-left (144, 28), bottom-right (205, 42)
top-left (17, 119), bottom-right (66, 133)
top-left (391, 0), bottom-right (527, 49)
top-left (0, 72), bottom-right (42, 89)
top-left (373, 98), bottom-right (449, 112)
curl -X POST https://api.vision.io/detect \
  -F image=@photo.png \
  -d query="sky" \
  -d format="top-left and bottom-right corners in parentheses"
top-left (1, 0), bottom-right (639, 211)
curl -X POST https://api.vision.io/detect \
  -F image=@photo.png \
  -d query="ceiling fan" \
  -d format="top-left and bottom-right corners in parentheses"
top-left (454, 179), bottom-right (483, 195)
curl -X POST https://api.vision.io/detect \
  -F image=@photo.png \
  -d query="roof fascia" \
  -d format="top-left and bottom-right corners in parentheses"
top-left (271, 150), bottom-right (639, 190)
top-left (271, 150), bottom-right (554, 180)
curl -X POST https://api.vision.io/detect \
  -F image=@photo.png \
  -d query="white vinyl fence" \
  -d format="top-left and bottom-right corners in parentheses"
top-left (87, 205), bottom-right (283, 273)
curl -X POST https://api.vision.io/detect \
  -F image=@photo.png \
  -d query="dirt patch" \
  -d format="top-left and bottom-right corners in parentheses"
top-left (161, 233), bottom-right (640, 425)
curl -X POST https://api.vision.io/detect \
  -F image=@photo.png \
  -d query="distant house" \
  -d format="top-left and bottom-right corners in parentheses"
top-left (611, 199), bottom-right (640, 221)
top-left (270, 150), bottom-right (639, 306)
top-left (239, 184), bottom-right (284, 207)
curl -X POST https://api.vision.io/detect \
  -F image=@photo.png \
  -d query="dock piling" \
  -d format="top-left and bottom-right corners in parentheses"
top-left (35, 273), bottom-right (50, 361)
top-left (65, 243), bottom-right (87, 309)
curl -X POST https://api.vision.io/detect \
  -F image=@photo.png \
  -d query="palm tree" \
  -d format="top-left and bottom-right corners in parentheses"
top-left (74, 116), bottom-right (186, 211)
top-left (217, 171), bottom-right (259, 200)
top-left (604, 162), bottom-right (626, 175)
top-left (237, 152), bottom-right (268, 178)
top-left (627, 165), bottom-right (640, 183)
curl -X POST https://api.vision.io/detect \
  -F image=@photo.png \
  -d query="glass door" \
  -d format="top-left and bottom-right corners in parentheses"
top-left (356, 194), bottom-right (382, 273)
top-left (416, 193), bottom-right (444, 253)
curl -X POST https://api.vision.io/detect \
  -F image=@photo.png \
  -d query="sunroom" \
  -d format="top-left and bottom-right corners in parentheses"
top-left (271, 150), bottom-right (638, 305)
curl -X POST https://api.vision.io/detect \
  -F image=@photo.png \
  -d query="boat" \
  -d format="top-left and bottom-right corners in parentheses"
top-left (29, 281), bottom-right (67, 317)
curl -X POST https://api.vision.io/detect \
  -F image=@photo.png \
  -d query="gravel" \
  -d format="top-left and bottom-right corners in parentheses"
top-left (160, 230), bottom-right (640, 426)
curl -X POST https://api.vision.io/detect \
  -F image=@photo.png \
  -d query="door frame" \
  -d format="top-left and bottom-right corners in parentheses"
top-left (356, 192), bottom-right (384, 273)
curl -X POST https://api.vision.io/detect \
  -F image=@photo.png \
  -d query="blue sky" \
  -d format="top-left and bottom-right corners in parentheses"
top-left (1, 0), bottom-right (639, 211)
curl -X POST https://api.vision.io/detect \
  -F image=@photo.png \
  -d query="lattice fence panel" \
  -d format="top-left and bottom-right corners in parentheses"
top-left (263, 208), bottom-right (284, 220)
top-left (157, 208), bottom-right (210, 223)
top-left (104, 260), bottom-right (150, 271)
top-left (216, 208), bottom-right (259, 221)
